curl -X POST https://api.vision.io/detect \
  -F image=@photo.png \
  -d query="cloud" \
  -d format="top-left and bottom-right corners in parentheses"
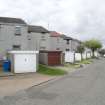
top-left (0, 0), bottom-right (105, 45)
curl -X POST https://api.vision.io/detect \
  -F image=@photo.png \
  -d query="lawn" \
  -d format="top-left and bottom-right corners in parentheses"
top-left (38, 59), bottom-right (93, 76)
top-left (38, 64), bottom-right (67, 76)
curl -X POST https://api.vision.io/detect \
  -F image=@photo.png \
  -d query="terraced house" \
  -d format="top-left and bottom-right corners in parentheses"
top-left (0, 17), bottom-right (28, 60)
top-left (60, 35), bottom-right (81, 52)
top-left (27, 26), bottom-right (82, 65)
top-left (28, 26), bottom-right (63, 65)
top-left (28, 25), bottom-right (50, 51)
top-left (28, 26), bottom-right (63, 51)
top-left (0, 16), bottom-right (82, 66)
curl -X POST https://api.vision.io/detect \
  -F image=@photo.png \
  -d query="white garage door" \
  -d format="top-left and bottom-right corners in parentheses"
top-left (14, 54), bottom-right (36, 73)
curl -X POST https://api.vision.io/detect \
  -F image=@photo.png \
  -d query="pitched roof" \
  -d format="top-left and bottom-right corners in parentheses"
top-left (60, 34), bottom-right (73, 40)
top-left (28, 25), bottom-right (49, 33)
top-left (72, 38), bottom-right (82, 43)
top-left (0, 17), bottom-right (26, 24)
top-left (50, 31), bottom-right (61, 37)
top-left (61, 35), bottom-right (82, 43)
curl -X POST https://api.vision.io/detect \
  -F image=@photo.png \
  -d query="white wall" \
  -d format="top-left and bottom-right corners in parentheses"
top-left (94, 52), bottom-right (98, 57)
top-left (87, 53), bottom-right (91, 58)
top-left (65, 51), bottom-right (75, 63)
top-left (83, 53), bottom-right (87, 59)
top-left (9, 51), bottom-right (38, 73)
top-left (75, 53), bottom-right (82, 61)
top-left (65, 52), bottom-right (91, 63)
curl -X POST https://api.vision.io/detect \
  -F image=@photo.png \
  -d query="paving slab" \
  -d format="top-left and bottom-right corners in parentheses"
top-left (0, 73), bottom-right (55, 97)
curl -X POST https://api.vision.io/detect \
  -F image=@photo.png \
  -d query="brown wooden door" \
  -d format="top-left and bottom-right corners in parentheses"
top-left (48, 52), bottom-right (61, 65)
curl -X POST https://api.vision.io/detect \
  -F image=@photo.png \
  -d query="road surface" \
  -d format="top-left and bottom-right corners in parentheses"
top-left (0, 58), bottom-right (105, 105)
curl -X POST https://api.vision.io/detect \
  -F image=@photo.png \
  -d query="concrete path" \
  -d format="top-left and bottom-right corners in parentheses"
top-left (0, 73), bottom-right (55, 98)
top-left (0, 58), bottom-right (105, 105)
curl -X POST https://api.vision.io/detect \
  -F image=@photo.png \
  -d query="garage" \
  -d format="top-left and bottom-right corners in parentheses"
top-left (39, 51), bottom-right (62, 66)
top-left (8, 51), bottom-right (39, 73)
top-left (48, 52), bottom-right (61, 65)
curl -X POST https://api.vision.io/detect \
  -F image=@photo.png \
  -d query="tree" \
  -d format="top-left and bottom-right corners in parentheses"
top-left (99, 49), bottom-right (105, 57)
top-left (84, 39), bottom-right (102, 57)
top-left (76, 44), bottom-right (85, 60)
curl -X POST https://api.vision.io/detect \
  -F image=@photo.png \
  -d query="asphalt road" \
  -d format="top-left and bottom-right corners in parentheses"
top-left (0, 58), bottom-right (105, 105)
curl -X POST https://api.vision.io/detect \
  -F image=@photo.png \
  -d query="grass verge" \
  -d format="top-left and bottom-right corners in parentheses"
top-left (64, 59), bottom-right (93, 69)
top-left (78, 59), bottom-right (93, 64)
top-left (64, 63), bottom-right (81, 69)
top-left (38, 64), bottom-right (67, 76)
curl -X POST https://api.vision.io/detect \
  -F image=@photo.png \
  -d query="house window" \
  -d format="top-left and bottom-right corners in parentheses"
top-left (28, 38), bottom-right (31, 40)
top-left (56, 48), bottom-right (60, 50)
top-left (66, 49), bottom-right (70, 51)
top-left (0, 24), bottom-right (1, 28)
top-left (41, 35), bottom-right (45, 38)
top-left (42, 39), bottom-right (46, 41)
top-left (12, 45), bottom-right (21, 50)
top-left (41, 32), bottom-right (46, 34)
top-left (15, 26), bottom-right (21, 36)
top-left (57, 38), bottom-right (60, 43)
top-left (41, 35), bottom-right (46, 41)
top-left (66, 40), bottom-right (70, 44)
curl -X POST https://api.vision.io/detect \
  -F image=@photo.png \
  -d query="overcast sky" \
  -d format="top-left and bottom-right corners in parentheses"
top-left (0, 0), bottom-right (105, 45)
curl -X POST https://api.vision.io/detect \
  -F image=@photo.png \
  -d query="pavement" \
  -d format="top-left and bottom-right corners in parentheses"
top-left (0, 58), bottom-right (105, 105)
top-left (0, 73), bottom-right (56, 98)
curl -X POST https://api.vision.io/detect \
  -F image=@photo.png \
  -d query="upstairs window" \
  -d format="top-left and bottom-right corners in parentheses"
top-left (28, 38), bottom-right (31, 40)
top-left (41, 32), bottom-right (46, 34)
top-left (41, 35), bottom-right (46, 41)
top-left (66, 40), bottom-right (70, 44)
top-left (57, 38), bottom-right (60, 43)
top-left (15, 26), bottom-right (21, 36)
top-left (66, 49), bottom-right (70, 51)
top-left (0, 24), bottom-right (1, 28)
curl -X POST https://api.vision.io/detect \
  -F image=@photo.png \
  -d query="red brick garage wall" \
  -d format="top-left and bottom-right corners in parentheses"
top-left (48, 52), bottom-right (61, 65)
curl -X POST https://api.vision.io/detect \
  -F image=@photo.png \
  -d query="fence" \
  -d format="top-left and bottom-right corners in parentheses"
top-left (64, 51), bottom-right (93, 63)
top-left (75, 53), bottom-right (81, 61)
top-left (83, 53), bottom-right (87, 59)
top-left (64, 51), bottom-right (75, 63)
top-left (87, 53), bottom-right (91, 58)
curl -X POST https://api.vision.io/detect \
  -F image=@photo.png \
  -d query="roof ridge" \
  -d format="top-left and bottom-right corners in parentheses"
top-left (28, 25), bottom-right (49, 33)
top-left (0, 17), bottom-right (26, 24)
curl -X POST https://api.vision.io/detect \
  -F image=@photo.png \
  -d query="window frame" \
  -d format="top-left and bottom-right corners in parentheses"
top-left (66, 40), bottom-right (70, 44)
top-left (12, 45), bottom-right (21, 50)
top-left (15, 26), bottom-right (21, 36)
top-left (66, 49), bottom-right (70, 51)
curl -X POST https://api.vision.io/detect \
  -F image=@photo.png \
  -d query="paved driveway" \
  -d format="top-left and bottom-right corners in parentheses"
top-left (0, 58), bottom-right (105, 105)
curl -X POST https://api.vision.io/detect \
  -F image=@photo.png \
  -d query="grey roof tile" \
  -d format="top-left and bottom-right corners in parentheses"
top-left (28, 25), bottom-right (49, 33)
top-left (60, 34), bottom-right (73, 40)
top-left (0, 17), bottom-right (26, 24)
